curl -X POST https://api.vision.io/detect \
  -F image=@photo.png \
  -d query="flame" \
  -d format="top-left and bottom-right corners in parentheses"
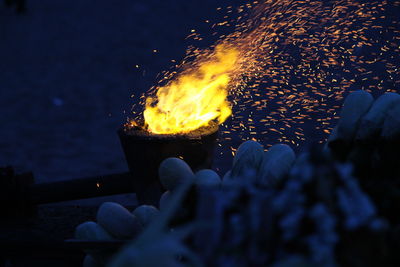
top-left (143, 44), bottom-right (239, 134)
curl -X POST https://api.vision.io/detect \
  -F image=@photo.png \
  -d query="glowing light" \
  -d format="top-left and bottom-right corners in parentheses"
top-left (143, 44), bottom-right (238, 134)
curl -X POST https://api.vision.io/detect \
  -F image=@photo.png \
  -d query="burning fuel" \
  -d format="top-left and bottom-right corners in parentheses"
top-left (143, 45), bottom-right (237, 134)
top-left (130, 0), bottom-right (399, 147)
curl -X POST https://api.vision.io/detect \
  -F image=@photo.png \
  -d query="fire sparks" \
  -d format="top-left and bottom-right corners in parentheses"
top-left (130, 0), bottom-right (400, 148)
top-left (143, 45), bottom-right (238, 134)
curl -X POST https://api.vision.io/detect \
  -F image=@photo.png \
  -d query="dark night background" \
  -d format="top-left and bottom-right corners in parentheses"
top-left (1, 0), bottom-right (399, 184)
top-left (0, 0), bottom-right (242, 185)
top-left (1, 1), bottom-right (400, 266)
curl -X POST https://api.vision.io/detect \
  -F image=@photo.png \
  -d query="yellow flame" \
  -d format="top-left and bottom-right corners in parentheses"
top-left (143, 44), bottom-right (239, 134)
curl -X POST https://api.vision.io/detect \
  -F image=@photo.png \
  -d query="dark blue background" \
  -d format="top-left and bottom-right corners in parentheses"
top-left (0, 0), bottom-right (241, 183)
top-left (1, 0), bottom-right (399, 184)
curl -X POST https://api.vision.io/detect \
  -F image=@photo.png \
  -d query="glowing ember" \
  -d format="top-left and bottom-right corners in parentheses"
top-left (143, 44), bottom-right (238, 134)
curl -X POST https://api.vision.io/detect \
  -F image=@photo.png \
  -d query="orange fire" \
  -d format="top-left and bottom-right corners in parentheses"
top-left (143, 44), bottom-right (239, 134)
